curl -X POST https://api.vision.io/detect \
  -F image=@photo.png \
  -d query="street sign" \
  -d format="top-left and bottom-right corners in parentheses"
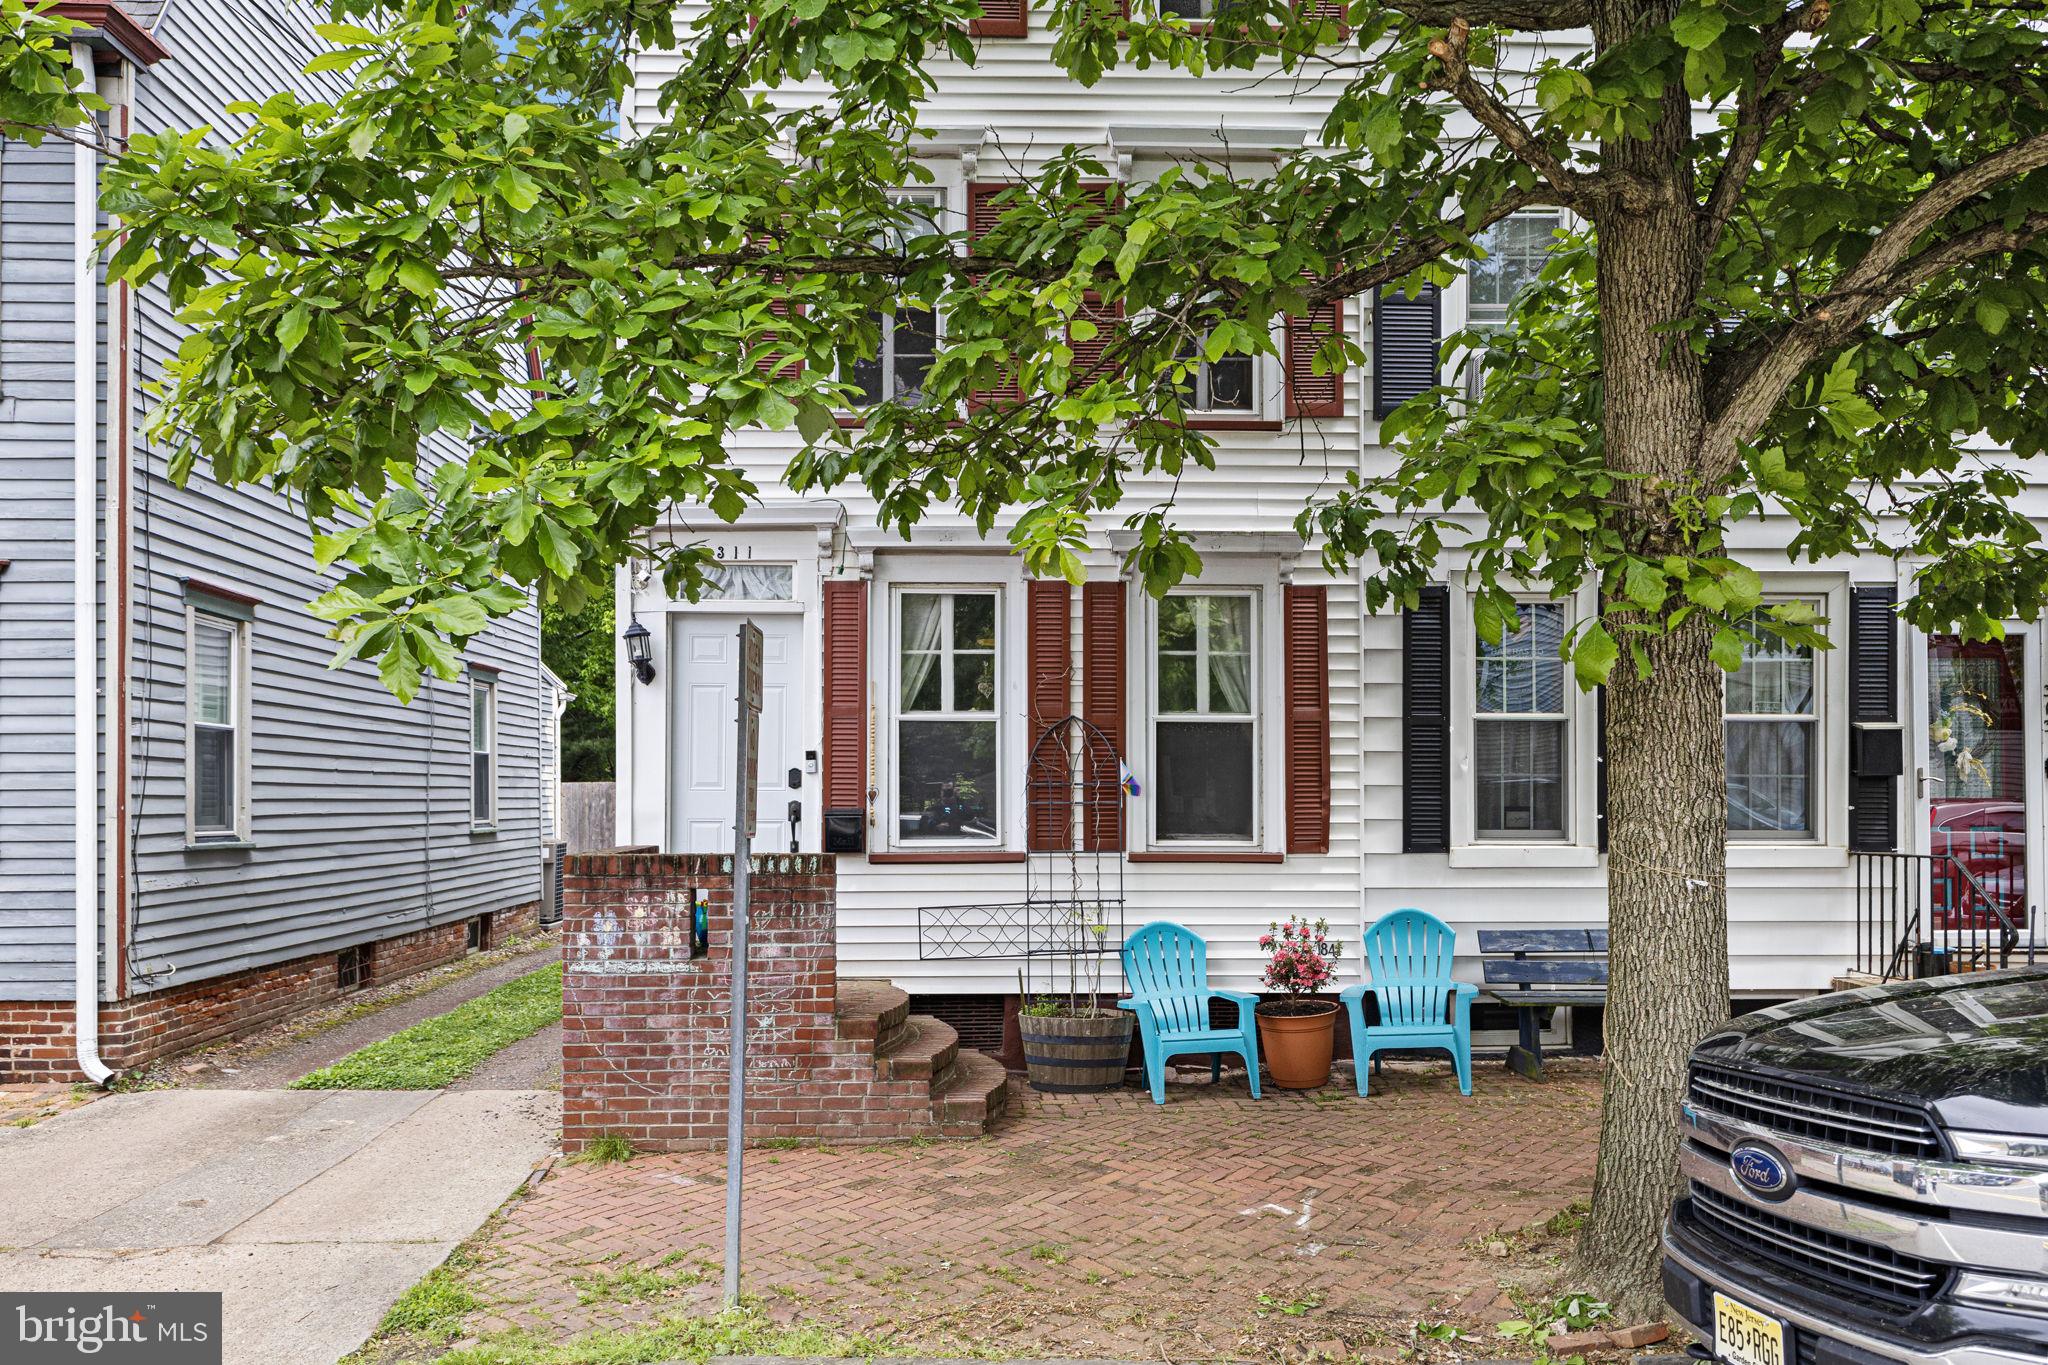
top-left (724, 621), bottom-right (764, 1308)
top-left (739, 623), bottom-right (763, 841)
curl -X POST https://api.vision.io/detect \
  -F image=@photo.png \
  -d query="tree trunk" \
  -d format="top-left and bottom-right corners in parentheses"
top-left (1572, 0), bottom-right (1731, 1313)
top-left (1575, 620), bottom-right (1731, 1313)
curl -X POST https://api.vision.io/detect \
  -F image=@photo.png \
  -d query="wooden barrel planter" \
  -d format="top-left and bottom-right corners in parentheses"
top-left (1020, 1009), bottom-right (1135, 1093)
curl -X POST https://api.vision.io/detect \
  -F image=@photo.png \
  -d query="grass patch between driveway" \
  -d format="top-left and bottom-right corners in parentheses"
top-left (291, 963), bottom-right (563, 1090)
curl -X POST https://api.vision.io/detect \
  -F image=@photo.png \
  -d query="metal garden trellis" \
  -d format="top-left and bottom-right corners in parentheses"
top-left (916, 714), bottom-right (1126, 1002)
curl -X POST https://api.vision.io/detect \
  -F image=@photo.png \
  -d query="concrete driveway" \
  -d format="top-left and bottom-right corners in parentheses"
top-left (0, 1088), bottom-right (557, 1364)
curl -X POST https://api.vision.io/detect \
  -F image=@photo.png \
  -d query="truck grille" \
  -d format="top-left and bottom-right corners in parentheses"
top-left (1688, 1183), bottom-right (1947, 1309)
top-left (1688, 1062), bottom-right (1942, 1159)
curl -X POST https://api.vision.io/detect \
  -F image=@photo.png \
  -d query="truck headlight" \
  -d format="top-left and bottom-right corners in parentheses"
top-left (1955, 1274), bottom-right (2048, 1315)
top-left (1949, 1131), bottom-right (2048, 1171)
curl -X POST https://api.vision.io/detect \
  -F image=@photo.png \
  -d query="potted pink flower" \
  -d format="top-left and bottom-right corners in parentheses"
top-left (1255, 917), bottom-right (1344, 1088)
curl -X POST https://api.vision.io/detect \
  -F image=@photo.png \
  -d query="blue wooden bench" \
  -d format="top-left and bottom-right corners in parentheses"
top-left (1476, 928), bottom-right (1608, 1080)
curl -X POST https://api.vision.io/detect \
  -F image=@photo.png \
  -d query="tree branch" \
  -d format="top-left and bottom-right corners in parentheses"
top-left (1699, 129), bottom-right (2048, 472)
top-left (1425, 18), bottom-right (1588, 205)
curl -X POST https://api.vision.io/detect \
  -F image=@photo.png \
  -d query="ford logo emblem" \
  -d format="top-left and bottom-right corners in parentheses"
top-left (1731, 1143), bottom-right (1795, 1201)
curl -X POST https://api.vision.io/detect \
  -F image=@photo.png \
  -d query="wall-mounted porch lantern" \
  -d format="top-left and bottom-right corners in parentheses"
top-left (623, 616), bottom-right (656, 685)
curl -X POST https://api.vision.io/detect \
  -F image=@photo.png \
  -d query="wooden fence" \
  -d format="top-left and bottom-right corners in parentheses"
top-left (561, 782), bottom-right (618, 853)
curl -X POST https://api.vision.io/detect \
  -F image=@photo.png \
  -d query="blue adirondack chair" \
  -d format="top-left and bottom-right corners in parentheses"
top-left (1119, 922), bottom-right (1263, 1104)
top-left (1339, 908), bottom-right (1475, 1097)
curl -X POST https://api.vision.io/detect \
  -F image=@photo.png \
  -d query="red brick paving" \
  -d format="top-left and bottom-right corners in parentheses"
top-left (466, 1059), bottom-right (1603, 1360)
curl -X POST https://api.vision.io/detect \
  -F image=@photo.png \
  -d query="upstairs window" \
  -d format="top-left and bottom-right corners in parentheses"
top-left (1154, 592), bottom-right (1257, 842)
top-left (1465, 210), bottom-right (1562, 395)
top-left (1725, 610), bottom-right (1818, 839)
top-left (1174, 338), bottom-right (1256, 415)
top-left (1474, 602), bottom-right (1568, 840)
top-left (895, 590), bottom-right (1000, 842)
top-left (847, 194), bottom-right (941, 409)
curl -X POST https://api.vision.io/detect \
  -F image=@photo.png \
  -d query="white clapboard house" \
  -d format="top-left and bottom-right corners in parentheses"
top-left (616, 6), bottom-right (2045, 1056)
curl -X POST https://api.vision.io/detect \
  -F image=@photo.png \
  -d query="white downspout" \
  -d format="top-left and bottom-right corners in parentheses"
top-left (74, 40), bottom-right (113, 1086)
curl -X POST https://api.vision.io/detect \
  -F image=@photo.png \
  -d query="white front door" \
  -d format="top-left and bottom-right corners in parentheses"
top-left (669, 614), bottom-right (804, 854)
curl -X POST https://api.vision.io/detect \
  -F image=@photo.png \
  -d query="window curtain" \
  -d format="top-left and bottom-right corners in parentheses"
top-left (899, 594), bottom-right (946, 708)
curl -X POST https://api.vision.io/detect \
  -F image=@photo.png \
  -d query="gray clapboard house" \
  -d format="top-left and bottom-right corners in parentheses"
top-left (0, 0), bottom-right (552, 1082)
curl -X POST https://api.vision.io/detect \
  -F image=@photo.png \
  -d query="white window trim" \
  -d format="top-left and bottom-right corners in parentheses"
top-left (1447, 582), bottom-right (1598, 864)
top-left (470, 673), bottom-right (499, 832)
top-left (1724, 586), bottom-right (1844, 848)
top-left (184, 606), bottom-right (252, 847)
top-left (1129, 564), bottom-right (1286, 853)
top-left (874, 554), bottom-right (1025, 853)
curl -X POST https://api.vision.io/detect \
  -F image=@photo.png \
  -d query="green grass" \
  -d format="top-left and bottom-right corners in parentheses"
top-left (376, 1263), bottom-right (485, 1343)
top-left (427, 1307), bottom-right (887, 1365)
top-left (571, 1134), bottom-right (639, 1166)
top-left (291, 963), bottom-right (563, 1090)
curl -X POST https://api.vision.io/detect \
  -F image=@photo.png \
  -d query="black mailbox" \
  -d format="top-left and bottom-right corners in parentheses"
top-left (1851, 724), bottom-right (1905, 778)
top-left (823, 808), bottom-right (865, 854)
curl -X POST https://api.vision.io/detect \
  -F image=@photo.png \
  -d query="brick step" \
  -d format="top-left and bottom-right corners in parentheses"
top-left (876, 1014), bottom-right (960, 1082)
top-left (835, 979), bottom-right (911, 1047)
top-left (932, 1048), bottom-right (1010, 1137)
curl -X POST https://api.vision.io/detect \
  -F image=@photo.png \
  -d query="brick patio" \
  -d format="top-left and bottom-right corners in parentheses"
top-left (461, 1058), bottom-right (1604, 1361)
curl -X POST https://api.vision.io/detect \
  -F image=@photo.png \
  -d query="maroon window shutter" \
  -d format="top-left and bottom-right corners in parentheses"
top-left (1081, 581), bottom-right (1126, 852)
top-left (1294, 0), bottom-right (1350, 37)
top-left (1285, 295), bottom-right (1345, 418)
top-left (1070, 296), bottom-right (1124, 383)
top-left (1027, 579), bottom-right (1072, 851)
top-left (822, 580), bottom-right (868, 818)
top-left (969, 0), bottom-right (1029, 37)
top-left (966, 183), bottom-right (1023, 408)
top-left (1284, 584), bottom-right (1331, 854)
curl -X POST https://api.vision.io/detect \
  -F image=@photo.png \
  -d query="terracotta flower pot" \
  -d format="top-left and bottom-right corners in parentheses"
top-left (1256, 1000), bottom-right (1339, 1089)
top-left (1020, 1008), bottom-right (1135, 1093)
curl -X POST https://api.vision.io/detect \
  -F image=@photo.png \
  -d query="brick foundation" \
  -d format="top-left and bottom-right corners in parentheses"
top-left (0, 900), bottom-right (543, 1082)
top-left (561, 852), bottom-right (1006, 1153)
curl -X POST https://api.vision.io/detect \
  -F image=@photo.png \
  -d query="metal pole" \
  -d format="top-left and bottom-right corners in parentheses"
top-left (723, 632), bottom-right (757, 1308)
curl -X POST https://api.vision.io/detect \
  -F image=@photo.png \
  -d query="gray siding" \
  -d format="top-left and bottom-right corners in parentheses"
top-left (0, 0), bottom-right (546, 1002)
top-left (0, 123), bottom-right (111, 1000)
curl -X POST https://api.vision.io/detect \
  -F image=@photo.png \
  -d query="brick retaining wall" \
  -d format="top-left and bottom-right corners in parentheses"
top-left (561, 851), bottom-right (1002, 1151)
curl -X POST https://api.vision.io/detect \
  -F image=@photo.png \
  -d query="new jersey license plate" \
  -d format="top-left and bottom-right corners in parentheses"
top-left (1714, 1291), bottom-right (1786, 1365)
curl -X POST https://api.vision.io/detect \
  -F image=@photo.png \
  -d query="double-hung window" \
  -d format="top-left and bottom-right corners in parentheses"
top-left (471, 675), bottom-right (498, 830)
top-left (1154, 592), bottom-right (1257, 842)
top-left (1474, 602), bottom-right (1569, 839)
top-left (1174, 338), bottom-right (1256, 415)
top-left (848, 194), bottom-right (940, 409)
top-left (1465, 210), bottom-right (1562, 396)
top-left (896, 591), bottom-right (1000, 842)
top-left (1725, 609), bottom-right (1818, 838)
top-left (187, 611), bottom-right (248, 842)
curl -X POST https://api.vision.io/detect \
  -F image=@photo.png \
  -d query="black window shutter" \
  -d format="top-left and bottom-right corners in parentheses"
top-left (1595, 684), bottom-right (1608, 854)
top-left (1402, 585), bottom-right (1451, 852)
top-left (1373, 284), bottom-right (1441, 420)
top-left (1848, 585), bottom-right (1900, 852)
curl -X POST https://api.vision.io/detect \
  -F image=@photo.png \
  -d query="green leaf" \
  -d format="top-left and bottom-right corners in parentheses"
top-left (277, 303), bottom-right (310, 356)
top-left (396, 260), bottom-right (441, 298)
top-left (1572, 621), bottom-right (1619, 688)
top-left (1975, 297), bottom-right (2010, 336)
top-left (1670, 7), bottom-right (1726, 51)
